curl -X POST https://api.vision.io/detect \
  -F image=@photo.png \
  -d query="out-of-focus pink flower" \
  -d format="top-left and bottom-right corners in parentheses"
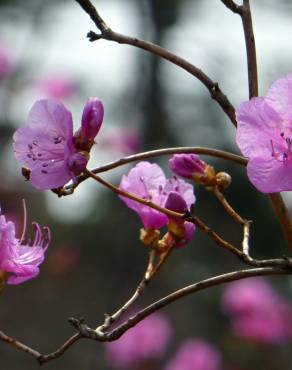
top-left (119, 162), bottom-right (196, 247)
top-left (0, 209), bottom-right (50, 285)
top-left (105, 313), bottom-right (172, 368)
top-left (164, 339), bottom-right (221, 370)
top-left (101, 127), bottom-right (141, 155)
top-left (236, 75), bottom-right (292, 193)
top-left (38, 74), bottom-right (77, 100)
top-left (0, 45), bottom-right (12, 78)
top-left (222, 278), bottom-right (292, 344)
top-left (13, 98), bottom-right (104, 190)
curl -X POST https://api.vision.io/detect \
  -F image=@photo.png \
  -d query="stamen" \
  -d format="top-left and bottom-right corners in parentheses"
top-left (19, 199), bottom-right (27, 244)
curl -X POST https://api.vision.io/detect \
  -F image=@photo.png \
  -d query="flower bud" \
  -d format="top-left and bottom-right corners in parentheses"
top-left (169, 154), bottom-right (217, 187)
top-left (74, 98), bottom-right (104, 151)
top-left (165, 191), bottom-right (187, 214)
top-left (169, 154), bottom-right (206, 179)
top-left (215, 171), bottom-right (232, 189)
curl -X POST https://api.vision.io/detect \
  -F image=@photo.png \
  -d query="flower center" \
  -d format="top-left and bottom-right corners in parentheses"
top-left (270, 132), bottom-right (292, 164)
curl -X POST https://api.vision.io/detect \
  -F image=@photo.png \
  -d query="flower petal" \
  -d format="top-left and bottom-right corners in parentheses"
top-left (236, 97), bottom-right (283, 158)
top-left (247, 156), bottom-right (292, 193)
top-left (265, 75), bottom-right (292, 123)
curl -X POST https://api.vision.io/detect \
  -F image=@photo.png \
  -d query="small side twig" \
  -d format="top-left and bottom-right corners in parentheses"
top-left (97, 248), bottom-right (172, 333)
top-left (212, 187), bottom-right (246, 225)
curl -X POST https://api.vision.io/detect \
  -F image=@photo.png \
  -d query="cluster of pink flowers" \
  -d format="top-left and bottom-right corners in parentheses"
top-left (13, 98), bottom-right (104, 190)
top-left (222, 277), bottom-right (292, 344)
top-left (119, 161), bottom-right (196, 247)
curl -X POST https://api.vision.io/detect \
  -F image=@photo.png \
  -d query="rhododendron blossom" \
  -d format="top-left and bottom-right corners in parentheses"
top-left (236, 75), bottom-right (292, 193)
top-left (13, 98), bottom-right (104, 190)
top-left (119, 161), bottom-right (196, 245)
top-left (105, 312), bottom-right (171, 368)
top-left (222, 278), bottom-right (292, 344)
top-left (0, 209), bottom-right (50, 285)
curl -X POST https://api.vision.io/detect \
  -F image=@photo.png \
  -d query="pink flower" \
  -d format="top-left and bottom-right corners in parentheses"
top-left (38, 75), bottom-right (77, 100)
top-left (13, 98), bottom-right (104, 190)
top-left (105, 313), bottom-right (172, 368)
top-left (222, 278), bottom-right (292, 344)
top-left (0, 209), bottom-right (50, 285)
top-left (236, 75), bottom-right (292, 192)
top-left (164, 339), bottom-right (221, 370)
top-left (119, 162), bottom-right (195, 237)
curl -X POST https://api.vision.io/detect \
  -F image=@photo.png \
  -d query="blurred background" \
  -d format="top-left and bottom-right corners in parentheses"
top-left (1, 0), bottom-right (292, 369)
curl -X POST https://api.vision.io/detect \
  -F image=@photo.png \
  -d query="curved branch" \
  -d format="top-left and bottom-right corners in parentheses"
top-left (61, 147), bottom-right (247, 196)
top-left (75, 0), bottom-right (237, 126)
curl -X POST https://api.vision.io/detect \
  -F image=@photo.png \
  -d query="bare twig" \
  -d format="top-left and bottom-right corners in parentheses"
top-left (60, 147), bottom-right (247, 196)
top-left (38, 333), bottom-right (82, 364)
top-left (212, 187), bottom-right (246, 225)
top-left (96, 248), bottom-right (172, 333)
top-left (75, 0), bottom-right (237, 126)
top-left (0, 330), bottom-right (41, 359)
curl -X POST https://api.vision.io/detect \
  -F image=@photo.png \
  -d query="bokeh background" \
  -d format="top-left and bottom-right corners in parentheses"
top-left (1, 0), bottom-right (292, 369)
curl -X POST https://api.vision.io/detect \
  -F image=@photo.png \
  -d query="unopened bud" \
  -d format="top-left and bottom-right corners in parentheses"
top-left (74, 98), bottom-right (104, 151)
top-left (169, 154), bottom-right (206, 179)
top-left (215, 172), bottom-right (232, 189)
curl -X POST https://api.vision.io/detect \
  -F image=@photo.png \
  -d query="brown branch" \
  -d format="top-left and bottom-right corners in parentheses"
top-left (75, 0), bottom-right (237, 126)
top-left (38, 333), bottom-right (82, 364)
top-left (241, 0), bottom-right (258, 98)
top-left (0, 330), bottom-right (41, 359)
top-left (221, 0), bottom-right (258, 98)
top-left (220, 0), bottom-right (242, 14)
top-left (96, 248), bottom-right (172, 333)
top-left (269, 193), bottom-right (292, 251)
top-left (212, 187), bottom-right (246, 225)
top-left (60, 147), bottom-right (247, 196)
